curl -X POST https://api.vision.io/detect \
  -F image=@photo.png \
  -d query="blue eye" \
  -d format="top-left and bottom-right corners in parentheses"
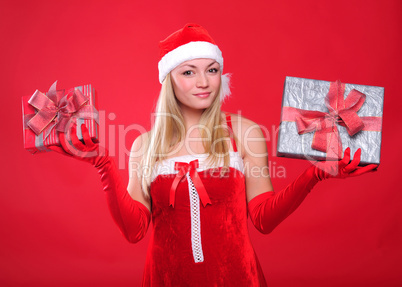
top-left (208, 68), bottom-right (218, 73)
top-left (183, 70), bottom-right (193, 76)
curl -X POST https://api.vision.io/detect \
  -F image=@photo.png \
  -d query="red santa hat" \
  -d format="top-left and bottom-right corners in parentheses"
top-left (158, 23), bottom-right (231, 102)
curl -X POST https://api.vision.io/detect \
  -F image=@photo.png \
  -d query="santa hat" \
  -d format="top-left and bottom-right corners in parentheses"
top-left (158, 23), bottom-right (231, 102)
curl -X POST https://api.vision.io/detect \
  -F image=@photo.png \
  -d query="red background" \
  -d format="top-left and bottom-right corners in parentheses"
top-left (2, 0), bottom-right (402, 286)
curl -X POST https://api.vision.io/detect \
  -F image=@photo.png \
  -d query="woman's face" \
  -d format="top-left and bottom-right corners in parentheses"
top-left (170, 58), bottom-right (221, 112)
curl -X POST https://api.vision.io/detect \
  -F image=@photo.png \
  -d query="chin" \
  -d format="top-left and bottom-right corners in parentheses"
top-left (179, 96), bottom-right (217, 112)
top-left (198, 100), bottom-right (215, 110)
top-left (183, 103), bottom-right (213, 112)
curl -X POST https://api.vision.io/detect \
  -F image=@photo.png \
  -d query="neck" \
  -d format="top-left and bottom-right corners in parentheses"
top-left (180, 106), bottom-right (205, 131)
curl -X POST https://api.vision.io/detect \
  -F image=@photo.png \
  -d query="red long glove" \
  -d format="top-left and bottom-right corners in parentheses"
top-left (49, 124), bottom-right (150, 243)
top-left (248, 148), bottom-right (377, 234)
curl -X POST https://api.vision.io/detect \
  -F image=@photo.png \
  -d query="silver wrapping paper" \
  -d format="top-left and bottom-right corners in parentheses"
top-left (277, 77), bottom-right (384, 165)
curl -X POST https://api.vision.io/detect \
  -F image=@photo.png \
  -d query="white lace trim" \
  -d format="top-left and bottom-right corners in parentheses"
top-left (187, 173), bottom-right (204, 263)
top-left (151, 151), bottom-right (244, 183)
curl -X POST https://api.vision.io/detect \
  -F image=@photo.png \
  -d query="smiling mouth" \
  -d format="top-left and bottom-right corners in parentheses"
top-left (193, 92), bottom-right (210, 98)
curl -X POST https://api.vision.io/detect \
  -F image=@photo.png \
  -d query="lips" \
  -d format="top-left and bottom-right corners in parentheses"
top-left (193, 92), bottom-right (210, 98)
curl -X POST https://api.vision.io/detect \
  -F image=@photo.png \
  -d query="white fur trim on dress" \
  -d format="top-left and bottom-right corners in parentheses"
top-left (158, 41), bottom-right (224, 84)
top-left (151, 151), bottom-right (244, 183)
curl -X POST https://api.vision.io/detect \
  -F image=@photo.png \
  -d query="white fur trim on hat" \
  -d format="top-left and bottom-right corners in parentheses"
top-left (158, 41), bottom-right (224, 84)
top-left (220, 73), bottom-right (231, 102)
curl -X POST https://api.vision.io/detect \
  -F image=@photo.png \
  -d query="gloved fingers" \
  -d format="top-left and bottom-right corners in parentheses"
top-left (349, 164), bottom-right (378, 177)
top-left (80, 124), bottom-right (97, 149)
top-left (60, 129), bottom-right (90, 158)
top-left (339, 147), bottom-right (351, 169)
top-left (70, 125), bottom-right (88, 151)
top-left (343, 148), bottom-right (361, 173)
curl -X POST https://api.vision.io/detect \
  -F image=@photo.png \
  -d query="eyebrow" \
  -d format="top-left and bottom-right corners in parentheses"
top-left (179, 61), bottom-right (218, 69)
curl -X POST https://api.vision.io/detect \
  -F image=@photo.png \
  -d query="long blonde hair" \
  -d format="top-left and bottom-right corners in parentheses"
top-left (140, 73), bottom-right (232, 197)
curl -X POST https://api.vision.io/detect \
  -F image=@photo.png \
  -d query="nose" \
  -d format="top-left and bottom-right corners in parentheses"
top-left (196, 73), bottom-right (209, 88)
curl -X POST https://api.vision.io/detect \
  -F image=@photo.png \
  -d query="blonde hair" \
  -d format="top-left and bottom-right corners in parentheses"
top-left (140, 73), bottom-right (233, 197)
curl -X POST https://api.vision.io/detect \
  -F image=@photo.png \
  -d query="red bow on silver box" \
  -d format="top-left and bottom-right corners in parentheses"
top-left (282, 80), bottom-right (382, 159)
top-left (169, 159), bottom-right (211, 208)
top-left (27, 81), bottom-right (89, 140)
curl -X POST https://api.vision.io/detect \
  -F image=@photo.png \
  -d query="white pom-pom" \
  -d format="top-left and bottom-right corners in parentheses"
top-left (220, 73), bottom-right (232, 102)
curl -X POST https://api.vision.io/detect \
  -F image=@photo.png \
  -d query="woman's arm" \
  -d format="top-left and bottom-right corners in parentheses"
top-left (231, 114), bottom-right (376, 234)
top-left (99, 131), bottom-right (151, 243)
top-left (50, 124), bottom-right (151, 243)
top-left (127, 132), bottom-right (152, 212)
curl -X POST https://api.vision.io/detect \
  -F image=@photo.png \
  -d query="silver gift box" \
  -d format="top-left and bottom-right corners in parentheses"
top-left (277, 76), bottom-right (384, 165)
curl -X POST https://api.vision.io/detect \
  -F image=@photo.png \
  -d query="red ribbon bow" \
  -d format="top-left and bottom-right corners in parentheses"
top-left (282, 80), bottom-right (382, 159)
top-left (169, 159), bottom-right (211, 208)
top-left (27, 81), bottom-right (89, 140)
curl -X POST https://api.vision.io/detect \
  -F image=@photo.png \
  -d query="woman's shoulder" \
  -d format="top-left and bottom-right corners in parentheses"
top-left (224, 112), bottom-right (266, 157)
top-left (226, 112), bottom-right (257, 126)
top-left (225, 112), bottom-right (263, 137)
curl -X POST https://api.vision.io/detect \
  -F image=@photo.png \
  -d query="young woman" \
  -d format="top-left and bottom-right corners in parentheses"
top-left (51, 24), bottom-right (377, 286)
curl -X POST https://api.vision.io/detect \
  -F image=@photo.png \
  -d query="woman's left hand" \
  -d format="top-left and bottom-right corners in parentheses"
top-left (314, 147), bottom-right (378, 181)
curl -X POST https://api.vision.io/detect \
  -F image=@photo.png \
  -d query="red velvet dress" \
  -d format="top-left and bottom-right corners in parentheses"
top-left (142, 115), bottom-right (267, 286)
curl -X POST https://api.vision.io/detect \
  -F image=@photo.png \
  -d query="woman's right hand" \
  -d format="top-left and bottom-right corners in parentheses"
top-left (50, 123), bottom-right (151, 242)
top-left (49, 124), bottom-right (109, 169)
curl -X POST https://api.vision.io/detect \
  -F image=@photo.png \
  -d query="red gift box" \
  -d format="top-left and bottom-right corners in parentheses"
top-left (22, 82), bottom-right (99, 154)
